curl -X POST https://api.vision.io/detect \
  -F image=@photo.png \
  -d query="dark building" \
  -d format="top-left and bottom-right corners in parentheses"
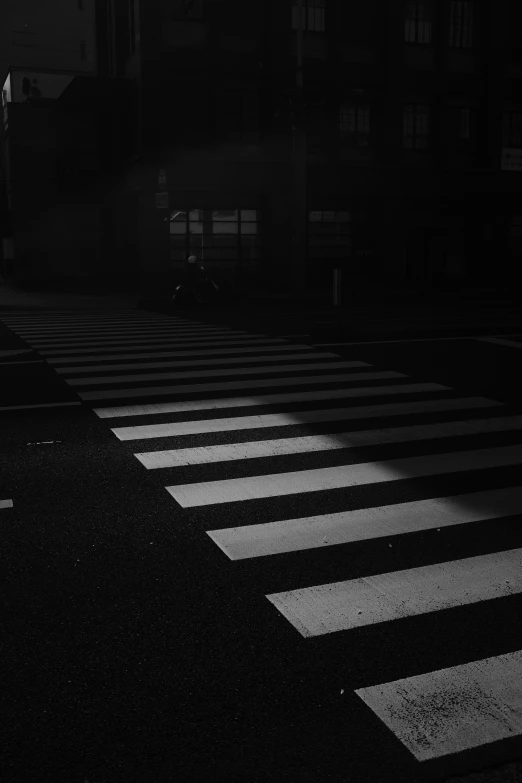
top-left (2, 0), bottom-right (522, 298)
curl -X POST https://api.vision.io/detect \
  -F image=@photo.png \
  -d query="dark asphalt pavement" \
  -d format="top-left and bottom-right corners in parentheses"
top-left (1, 302), bottom-right (522, 783)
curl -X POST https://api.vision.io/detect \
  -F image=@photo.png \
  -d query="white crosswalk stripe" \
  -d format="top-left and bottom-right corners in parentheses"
top-left (113, 394), bottom-right (492, 441)
top-left (207, 486), bottom-right (522, 559)
top-left (55, 351), bottom-right (340, 374)
top-left (355, 650), bottom-right (522, 761)
top-left (38, 336), bottom-right (280, 355)
top-left (50, 343), bottom-right (313, 364)
top-left (91, 373), bottom-right (409, 418)
top-left (266, 548), bottom-right (522, 636)
top-left (23, 329), bottom-right (249, 346)
top-left (78, 371), bottom-right (379, 401)
top-left (138, 415), bottom-right (522, 469)
top-left (64, 359), bottom-right (364, 386)
top-left (6, 308), bottom-right (522, 769)
top-left (166, 445), bottom-right (522, 507)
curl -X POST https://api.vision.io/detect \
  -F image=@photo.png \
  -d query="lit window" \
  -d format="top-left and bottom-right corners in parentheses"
top-left (449, 1), bottom-right (474, 48)
top-left (292, 0), bottom-right (325, 33)
top-left (403, 104), bottom-right (430, 149)
top-left (404, 0), bottom-right (432, 44)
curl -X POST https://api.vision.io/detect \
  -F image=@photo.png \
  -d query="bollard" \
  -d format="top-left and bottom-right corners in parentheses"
top-left (333, 267), bottom-right (342, 306)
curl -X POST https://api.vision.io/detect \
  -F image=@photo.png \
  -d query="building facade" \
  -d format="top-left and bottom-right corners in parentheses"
top-left (130, 0), bottom-right (522, 297)
top-left (2, 0), bottom-right (522, 297)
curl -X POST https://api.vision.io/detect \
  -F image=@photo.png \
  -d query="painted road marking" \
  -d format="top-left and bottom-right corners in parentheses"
top-left (113, 387), bottom-right (457, 441)
top-left (38, 335), bottom-right (273, 352)
top-left (0, 349), bottom-right (33, 358)
top-left (0, 401), bottom-right (82, 411)
top-left (166, 443), bottom-right (522, 507)
top-left (13, 323), bottom-right (235, 337)
top-left (39, 335), bottom-right (280, 361)
top-left (266, 548), bottom-right (522, 637)
top-left (49, 344), bottom-right (313, 364)
top-left (66, 360), bottom-right (371, 388)
top-left (55, 351), bottom-right (339, 375)
top-left (0, 359), bottom-right (44, 365)
top-left (1, 313), bottom-right (181, 323)
top-left (313, 337), bottom-right (477, 347)
top-left (6, 319), bottom-right (184, 333)
top-left (209, 486), bottom-right (522, 560)
top-left (77, 378), bottom-right (485, 404)
top-left (92, 372), bottom-right (409, 418)
top-left (25, 328), bottom-right (246, 345)
top-left (355, 650), bottom-right (522, 761)
top-left (138, 415), bottom-right (522, 469)
top-left (476, 336), bottom-right (522, 349)
top-left (4, 313), bottom-right (194, 323)
top-left (0, 499), bottom-right (14, 509)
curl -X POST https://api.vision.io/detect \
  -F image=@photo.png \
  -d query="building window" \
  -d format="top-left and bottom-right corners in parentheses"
top-left (80, 40), bottom-right (87, 61)
top-left (449, 1), bottom-right (474, 48)
top-left (404, 1), bottom-right (432, 44)
top-left (503, 111), bottom-right (522, 148)
top-left (403, 104), bottom-right (430, 149)
top-left (169, 209), bottom-right (261, 266)
top-left (292, 0), bottom-right (325, 33)
top-left (339, 103), bottom-right (370, 147)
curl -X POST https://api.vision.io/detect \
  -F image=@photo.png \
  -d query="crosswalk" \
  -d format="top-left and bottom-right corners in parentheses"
top-left (2, 309), bottom-right (522, 770)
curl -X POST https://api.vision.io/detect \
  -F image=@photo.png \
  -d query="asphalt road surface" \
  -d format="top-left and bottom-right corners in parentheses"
top-left (1, 305), bottom-right (522, 783)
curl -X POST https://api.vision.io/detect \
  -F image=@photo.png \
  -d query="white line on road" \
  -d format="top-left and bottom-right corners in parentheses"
top-left (38, 334), bottom-right (273, 352)
top-left (56, 351), bottom-right (339, 375)
top-left (25, 328), bottom-right (246, 346)
top-left (313, 336), bottom-right (480, 347)
top-left (7, 319), bottom-right (185, 333)
top-left (355, 649), bottom-right (522, 761)
top-left (0, 348), bottom-right (33, 358)
top-left (76, 375), bottom-right (472, 404)
top-left (167, 442), bottom-right (521, 507)
top-left (13, 322), bottom-right (234, 337)
top-left (0, 401), bottom-right (81, 411)
top-left (1, 313), bottom-right (181, 323)
top-left (114, 386), bottom-right (458, 441)
top-left (92, 372), bottom-right (409, 418)
top-left (476, 336), bottom-right (522, 349)
top-left (0, 499), bottom-right (13, 509)
top-left (266, 547), bottom-right (522, 637)
top-left (0, 359), bottom-right (44, 365)
top-left (139, 414), bottom-right (522, 470)
top-left (66, 360), bottom-right (370, 387)
top-left (209, 485), bottom-right (522, 559)
top-left (39, 335), bottom-right (284, 362)
top-left (49, 343), bottom-right (313, 364)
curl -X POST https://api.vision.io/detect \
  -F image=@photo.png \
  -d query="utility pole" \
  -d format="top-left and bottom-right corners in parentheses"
top-left (291, 0), bottom-right (307, 295)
